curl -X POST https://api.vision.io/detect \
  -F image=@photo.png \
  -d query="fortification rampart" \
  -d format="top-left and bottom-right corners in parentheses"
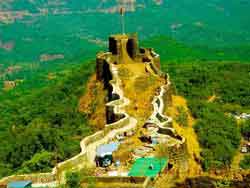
top-left (81, 176), bottom-right (151, 188)
top-left (0, 52), bottom-right (138, 186)
top-left (145, 75), bottom-right (186, 148)
top-left (0, 34), bottom-right (179, 188)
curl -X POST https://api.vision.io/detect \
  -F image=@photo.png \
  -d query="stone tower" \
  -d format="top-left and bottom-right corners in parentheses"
top-left (96, 33), bottom-right (161, 82)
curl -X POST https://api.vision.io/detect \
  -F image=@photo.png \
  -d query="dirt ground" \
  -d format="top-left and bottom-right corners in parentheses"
top-left (79, 74), bottom-right (107, 130)
top-left (117, 63), bottom-right (165, 123)
top-left (166, 95), bottom-right (203, 177)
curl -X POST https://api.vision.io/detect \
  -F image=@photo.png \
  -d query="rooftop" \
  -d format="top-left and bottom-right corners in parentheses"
top-left (128, 157), bottom-right (168, 178)
top-left (96, 142), bottom-right (119, 157)
top-left (7, 181), bottom-right (32, 188)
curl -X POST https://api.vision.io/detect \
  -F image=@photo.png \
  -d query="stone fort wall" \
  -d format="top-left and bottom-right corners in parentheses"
top-left (0, 52), bottom-right (137, 185)
top-left (0, 34), bottom-right (182, 187)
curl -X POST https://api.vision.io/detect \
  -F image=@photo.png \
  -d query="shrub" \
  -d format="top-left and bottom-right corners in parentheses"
top-left (240, 156), bottom-right (250, 169)
top-left (241, 120), bottom-right (250, 140)
top-left (176, 106), bottom-right (188, 127)
top-left (18, 151), bottom-right (55, 173)
top-left (194, 103), bottom-right (241, 170)
top-left (66, 171), bottom-right (81, 188)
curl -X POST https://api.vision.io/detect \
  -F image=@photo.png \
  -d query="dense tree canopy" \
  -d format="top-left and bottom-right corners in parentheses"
top-left (241, 120), bottom-right (250, 140)
top-left (0, 62), bottom-right (94, 177)
top-left (240, 156), bottom-right (250, 170)
top-left (194, 103), bottom-right (240, 170)
top-left (164, 62), bottom-right (250, 109)
top-left (163, 62), bottom-right (248, 170)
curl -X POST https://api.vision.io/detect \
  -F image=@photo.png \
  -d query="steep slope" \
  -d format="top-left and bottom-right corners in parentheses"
top-left (0, 62), bottom-right (94, 178)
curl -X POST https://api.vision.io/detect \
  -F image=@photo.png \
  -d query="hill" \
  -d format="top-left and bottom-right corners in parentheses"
top-left (0, 62), bottom-right (94, 177)
top-left (0, 1), bottom-right (250, 185)
top-left (1, 0), bottom-right (250, 96)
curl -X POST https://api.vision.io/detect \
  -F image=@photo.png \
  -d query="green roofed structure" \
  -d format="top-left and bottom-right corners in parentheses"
top-left (128, 157), bottom-right (168, 178)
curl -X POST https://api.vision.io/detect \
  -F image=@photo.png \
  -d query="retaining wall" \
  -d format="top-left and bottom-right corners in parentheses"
top-left (81, 176), bottom-right (151, 188)
top-left (145, 77), bottom-right (186, 147)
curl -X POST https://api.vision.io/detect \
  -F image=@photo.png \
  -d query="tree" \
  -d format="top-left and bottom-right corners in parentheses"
top-left (0, 163), bottom-right (13, 178)
top-left (66, 171), bottom-right (81, 188)
top-left (176, 106), bottom-right (188, 127)
top-left (241, 120), bottom-right (250, 140)
top-left (240, 156), bottom-right (250, 169)
top-left (18, 151), bottom-right (55, 173)
top-left (194, 103), bottom-right (241, 170)
top-left (0, 63), bottom-right (93, 177)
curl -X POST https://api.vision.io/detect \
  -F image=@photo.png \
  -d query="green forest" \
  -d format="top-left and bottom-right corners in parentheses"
top-left (162, 62), bottom-right (250, 170)
top-left (0, 62), bottom-right (94, 177)
top-left (0, 1), bottom-right (250, 186)
top-left (1, 0), bottom-right (250, 98)
top-left (1, 35), bottom-right (250, 176)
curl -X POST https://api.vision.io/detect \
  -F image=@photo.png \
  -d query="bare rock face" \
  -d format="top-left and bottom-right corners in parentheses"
top-left (162, 83), bottom-right (172, 107)
top-left (40, 54), bottom-right (64, 62)
top-left (153, 0), bottom-right (163, 5)
top-left (0, 40), bottom-right (14, 51)
top-left (3, 80), bottom-right (16, 90)
top-left (97, 0), bottom-right (136, 13)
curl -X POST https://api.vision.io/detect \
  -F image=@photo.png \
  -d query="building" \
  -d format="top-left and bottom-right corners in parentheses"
top-left (96, 34), bottom-right (162, 82)
top-left (128, 157), bottom-right (168, 178)
top-left (96, 34), bottom-right (169, 124)
top-left (95, 142), bottom-right (119, 167)
top-left (7, 181), bottom-right (32, 188)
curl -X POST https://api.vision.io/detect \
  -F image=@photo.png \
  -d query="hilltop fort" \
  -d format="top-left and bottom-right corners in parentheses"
top-left (95, 33), bottom-right (186, 163)
top-left (0, 34), bottom-right (188, 188)
top-left (96, 34), bottom-right (172, 123)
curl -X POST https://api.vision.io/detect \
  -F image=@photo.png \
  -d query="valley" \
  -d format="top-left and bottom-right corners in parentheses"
top-left (0, 0), bottom-right (250, 187)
